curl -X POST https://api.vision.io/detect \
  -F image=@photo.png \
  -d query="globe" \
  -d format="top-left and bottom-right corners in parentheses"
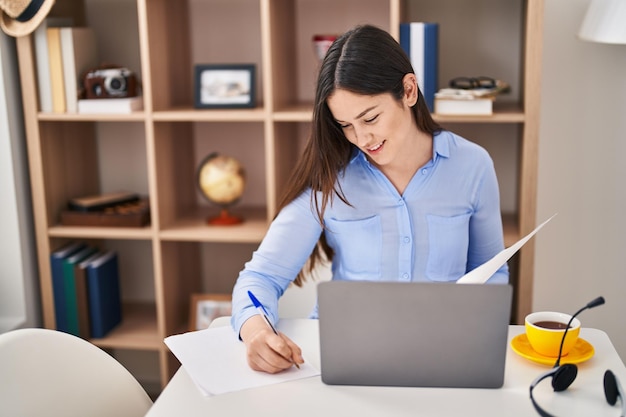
top-left (197, 153), bottom-right (246, 225)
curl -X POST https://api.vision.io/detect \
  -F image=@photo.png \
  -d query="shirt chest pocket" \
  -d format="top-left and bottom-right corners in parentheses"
top-left (426, 213), bottom-right (471, 281)
top-left (325, 215), bottom-right (382, 280)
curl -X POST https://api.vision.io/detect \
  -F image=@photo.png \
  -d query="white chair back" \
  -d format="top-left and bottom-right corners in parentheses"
top-left (0, 328), bottom-right (153, 417)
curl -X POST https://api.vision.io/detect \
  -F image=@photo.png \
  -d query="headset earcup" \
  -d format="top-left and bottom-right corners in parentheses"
top-left (551, 364), bottom-right (578, 392)
top-left (604, 370), bottom-right (618, 405)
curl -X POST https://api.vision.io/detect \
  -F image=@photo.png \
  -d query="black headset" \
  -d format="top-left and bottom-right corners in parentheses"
top-left (528, 297), bottom-right (626, 417)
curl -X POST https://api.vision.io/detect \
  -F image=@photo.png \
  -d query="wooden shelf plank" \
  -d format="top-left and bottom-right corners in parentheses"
top-left (38, 112), bottom-right (147, 122)
top-left (153, 106), bottom-right (266, 122)
top-left (159, 206), bottom-right (268, 243)
top-left (273, 102), bottom-right (525, 123)
top-left (90, 303), bottom-right (161, 350)
top-left (48, 225), bottom-right (153, 240)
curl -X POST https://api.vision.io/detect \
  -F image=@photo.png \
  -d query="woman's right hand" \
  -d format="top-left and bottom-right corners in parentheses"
top-left (240, 315), bottom-right (304, 373)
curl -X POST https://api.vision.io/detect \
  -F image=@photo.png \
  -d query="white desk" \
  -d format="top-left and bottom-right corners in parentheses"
top-left (147, 319), bottom-right (626, 417)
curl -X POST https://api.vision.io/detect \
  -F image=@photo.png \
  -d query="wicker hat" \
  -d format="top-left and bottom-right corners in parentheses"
top-left (1, 0), bottom-right (55, 37)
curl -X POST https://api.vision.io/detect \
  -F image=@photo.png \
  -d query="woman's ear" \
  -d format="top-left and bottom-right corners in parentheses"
top-left (402, 73), bottom-right (418, 107)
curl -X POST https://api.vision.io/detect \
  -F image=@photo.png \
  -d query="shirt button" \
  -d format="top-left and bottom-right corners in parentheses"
top-left (422, 169), bottom-right (428, 175)
top-left (402, 273), bottom-right (409, 280)
top-left (403, 236), bottom-right (410, 243)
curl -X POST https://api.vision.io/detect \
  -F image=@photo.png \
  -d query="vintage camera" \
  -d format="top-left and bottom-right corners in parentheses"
top-left (83, 66), bottom-right (138, 99)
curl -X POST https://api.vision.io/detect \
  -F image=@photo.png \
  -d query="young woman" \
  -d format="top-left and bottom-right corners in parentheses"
top-left (231, 24), bottom-right (508, 373)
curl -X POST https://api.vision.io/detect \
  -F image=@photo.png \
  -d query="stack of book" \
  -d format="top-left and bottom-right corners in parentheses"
top-left (50, 243), bottom-right (122, 339)
top-left (434, 80), bottom-right (510, 116)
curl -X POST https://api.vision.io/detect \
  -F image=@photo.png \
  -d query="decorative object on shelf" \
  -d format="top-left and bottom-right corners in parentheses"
top-left (197, 153), bottom-right (246, 225)
top-left (83, 64), bottom-right (139, 99)
top-left (0, 0), bottom-right (55, 37)
top-left (189, 293), bottom-right (232, 331)
top-left (61, 194), bottom-right (150, 227)
top-left (194, 64), bottom-right (256, 109)
top-left (578, 0), bottom-right (626, 44)
top-left (312, 34), bottom-right (338, 62)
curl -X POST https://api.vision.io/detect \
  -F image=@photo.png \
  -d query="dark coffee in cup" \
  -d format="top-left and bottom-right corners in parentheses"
top-left (534, 320), bottom-right (569, 330)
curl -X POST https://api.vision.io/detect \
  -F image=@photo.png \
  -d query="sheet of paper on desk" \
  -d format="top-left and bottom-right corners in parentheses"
top-left (164, 325), bottom-right (320, 396)
top-left (456, 213), bottom-right (556, 284)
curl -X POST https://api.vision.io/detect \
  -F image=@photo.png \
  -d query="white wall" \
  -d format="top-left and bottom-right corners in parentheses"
top-left (535, 0), bottom-right (626, 362)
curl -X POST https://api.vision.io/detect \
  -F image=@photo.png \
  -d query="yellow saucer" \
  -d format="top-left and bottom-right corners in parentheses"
top-left (510, 333), bottom-right (594, 366)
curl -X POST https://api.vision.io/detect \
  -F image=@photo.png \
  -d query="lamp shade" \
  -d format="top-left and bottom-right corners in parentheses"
top-left (579, 0), bottom-right (626, 44)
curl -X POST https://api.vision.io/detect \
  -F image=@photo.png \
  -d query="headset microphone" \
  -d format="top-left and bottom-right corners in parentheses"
top-left (554, 296), bottom-right (605, 368)
top-left (529, 296), bottom-right (610, 417)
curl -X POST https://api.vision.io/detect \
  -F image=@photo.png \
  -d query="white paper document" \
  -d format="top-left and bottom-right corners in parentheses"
top-left (164, 325), bottom-right (320, 396)
top-left (456, 213), bottom-right (557, 284)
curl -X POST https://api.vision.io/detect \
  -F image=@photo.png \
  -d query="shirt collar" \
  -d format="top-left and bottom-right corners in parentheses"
top-left (350, 130), bottom-right (450, 166)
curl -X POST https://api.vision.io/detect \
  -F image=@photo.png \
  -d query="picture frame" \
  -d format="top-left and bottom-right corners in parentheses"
top-left (194, 64), bottom-right (256, 109)
top-left (189, 293), bottom-right (232, 331)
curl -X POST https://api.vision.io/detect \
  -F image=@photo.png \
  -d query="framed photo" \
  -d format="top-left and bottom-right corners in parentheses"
top-left (194, 64), bottom-right (256, 109)
top-left (189, 293), bottom-right (232, 331)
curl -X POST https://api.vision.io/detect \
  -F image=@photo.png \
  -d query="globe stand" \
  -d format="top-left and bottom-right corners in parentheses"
top-left (207, 208), bottom-right (243, 226)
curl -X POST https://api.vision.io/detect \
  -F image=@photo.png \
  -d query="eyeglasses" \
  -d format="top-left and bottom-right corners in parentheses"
top-left (449, 76), bottom-right (497, 90)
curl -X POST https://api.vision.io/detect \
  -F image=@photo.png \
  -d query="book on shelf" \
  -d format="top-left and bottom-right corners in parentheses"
top-left (400, 22), bottom-right (438, 112)
top-left (85, 251), bottom-right (122, 338)
top-left (74, 251), bottom-right (103, 338)
top-left (63, 246), bottom-right (99, 336)
top-left (60, 27), bottom-right (99, 113)
top-left (34, 17), bottom-right (73, 113)
top-left (68, 191), bottom-right (140, 212)
top-left (46, 27), bottom-right (67, 113)
top-left (434, 95), bottom-right (495, 116)
top-left (50, 242), bottom-right (86, 333)
top-left (77, 96), bottom-right (144, 114)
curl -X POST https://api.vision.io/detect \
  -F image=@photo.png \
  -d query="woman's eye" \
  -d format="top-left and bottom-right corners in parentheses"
top-left (365, 115), bottom-right (379, 123)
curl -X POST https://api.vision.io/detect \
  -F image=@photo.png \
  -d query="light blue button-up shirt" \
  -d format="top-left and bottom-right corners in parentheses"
top-left (232, 130), bottom-right (509, 332)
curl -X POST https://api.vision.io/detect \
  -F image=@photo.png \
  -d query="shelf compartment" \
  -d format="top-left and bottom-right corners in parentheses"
top-left (267, 0), bottom-right (393, 110)
top-left (90, 302), bottom-right (160, 350)
top-left (153, 121), bottom-right (267, 231)
top-left (159, 240), bottom-right (258, 338)
top-left (145, 0), bottom-right (263, 112)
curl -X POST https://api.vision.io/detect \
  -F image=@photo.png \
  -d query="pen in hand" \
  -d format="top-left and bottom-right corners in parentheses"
top-left (247, 290), bottom-right (300, 369)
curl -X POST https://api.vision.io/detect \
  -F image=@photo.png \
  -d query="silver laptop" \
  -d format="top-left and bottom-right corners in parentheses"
top-left (318, 281), bottom-right (512, 388)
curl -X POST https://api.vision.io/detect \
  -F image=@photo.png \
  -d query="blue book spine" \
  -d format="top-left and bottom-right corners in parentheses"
top-left (422, 23), bottom-right (439, 112)
top-left (50, 242), bottom-right (85, 332)
top-left (401, 22), bottom-right (439, 112)
top-left (86, 252), bottom-right (122, 338)
top-left (399, 23), bottom-right (411, 61)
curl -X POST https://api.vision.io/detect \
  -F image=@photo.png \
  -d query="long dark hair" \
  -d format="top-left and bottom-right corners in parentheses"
top-left (280, 24), bottom-right (442, 286)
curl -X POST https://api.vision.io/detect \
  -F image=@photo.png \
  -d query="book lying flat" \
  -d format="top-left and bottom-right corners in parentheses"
top-left (434, 96), bottom-right (494, 116)
top-left (77, 96), bottom-right (143, 114)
